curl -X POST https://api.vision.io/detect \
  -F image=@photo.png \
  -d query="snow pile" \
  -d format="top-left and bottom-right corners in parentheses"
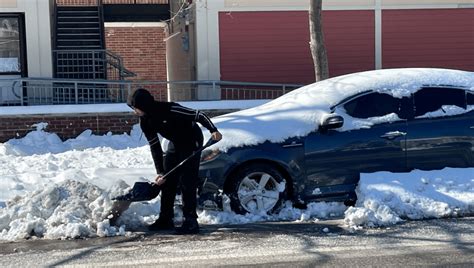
top-left (0, 126), bottom-right (348, 241)
top-left (0, 178), bottom-right (166, 241)
top-left (344, 168), bottom-right (474, 228)
top-left (3, 123), bottom-right (69, 155)
top-left (4, 123), bottom-right (146, 156)
top-left (0, 179), bottom-right (346, 241)
top-left (0, 180), bottom-right (125, 240)
top-left (198, 201), bottom-right (346, 225)
top-left (64, 125), bottom-right (145, 151)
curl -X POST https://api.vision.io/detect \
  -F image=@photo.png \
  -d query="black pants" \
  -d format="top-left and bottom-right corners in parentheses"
top-left (159, 140), bottom-right (202, 222)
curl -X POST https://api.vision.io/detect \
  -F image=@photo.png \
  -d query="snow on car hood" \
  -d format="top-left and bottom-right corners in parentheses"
top-left (206, 68), bottom-right (474, 152)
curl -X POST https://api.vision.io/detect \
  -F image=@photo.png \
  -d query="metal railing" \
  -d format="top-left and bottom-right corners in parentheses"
top-left (56, 0), bottom-right (102, 6)
top-left (53, 50), bottom-right (135, 80)
top-left (105, 50), bottom-right (136, 79)
top-left (0, 78), bottom-right (303, 106)
top-left (102, 0), bottom-right (168, 3)
top-left (56, 0), bottom-right (168, 5)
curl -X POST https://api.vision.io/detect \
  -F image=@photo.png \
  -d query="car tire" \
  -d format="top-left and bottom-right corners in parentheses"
top-left (227, 163), bottom-right (286, 214)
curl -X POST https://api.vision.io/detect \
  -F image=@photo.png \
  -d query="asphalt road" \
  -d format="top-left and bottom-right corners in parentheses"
top-left (0, 217), bottom-right (472, 267)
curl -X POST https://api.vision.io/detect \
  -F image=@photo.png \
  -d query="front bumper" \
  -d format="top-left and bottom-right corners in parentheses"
top-left (197, 154), bottom-right (236, 210)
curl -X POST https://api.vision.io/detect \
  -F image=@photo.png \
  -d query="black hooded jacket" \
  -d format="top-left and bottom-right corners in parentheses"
top-left (128, 88), bottom-right (218, 174)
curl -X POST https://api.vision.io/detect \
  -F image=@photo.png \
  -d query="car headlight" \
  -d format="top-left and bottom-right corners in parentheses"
top-left (201, 149), bottom-right (221, 162)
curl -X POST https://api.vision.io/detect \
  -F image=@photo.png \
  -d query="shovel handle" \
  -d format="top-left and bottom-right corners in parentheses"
top-left (160, 138), bottom-right (218, 181)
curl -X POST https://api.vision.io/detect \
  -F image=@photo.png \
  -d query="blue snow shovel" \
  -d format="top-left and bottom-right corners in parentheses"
top-left (113, 138), bottom-right (218, 202)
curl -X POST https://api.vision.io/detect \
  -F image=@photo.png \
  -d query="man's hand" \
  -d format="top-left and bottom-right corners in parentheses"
top-left (211, 131), bottom-right (222, 141)
top-left (155, 174), bottom-right (166, 186)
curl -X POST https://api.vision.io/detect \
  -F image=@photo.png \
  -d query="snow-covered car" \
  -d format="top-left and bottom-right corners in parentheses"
top-left (198, 68), bottom-right (474, 214)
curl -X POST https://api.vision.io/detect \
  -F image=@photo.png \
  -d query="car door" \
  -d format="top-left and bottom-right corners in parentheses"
top-left (302, 92), bottom-right (409, 199)
top-left (406, 87), bottom-right (473, 170)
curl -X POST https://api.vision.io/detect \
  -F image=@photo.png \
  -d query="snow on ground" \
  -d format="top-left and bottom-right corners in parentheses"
top-left (0, 100), bottom-right (270, 116)
top-left (0, 126), bottom-right (472, 241)
top-left (345, 169), bottom-right (474, 227)
top-left (0, 125), bottom-right (346, 241)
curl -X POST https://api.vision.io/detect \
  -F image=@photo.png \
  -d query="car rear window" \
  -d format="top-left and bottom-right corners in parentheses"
top-left (414, 88), bottom-right (466, 117)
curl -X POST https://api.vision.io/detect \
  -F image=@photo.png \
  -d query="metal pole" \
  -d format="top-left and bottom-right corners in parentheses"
top-left (19, 81), bottom-right (24, 106)
top-left (212, 81), bottom-right (216, 100)
top-left (92, 52), bottom-right (96, 80)
top-left (75, 82), bottom-right (79, 104)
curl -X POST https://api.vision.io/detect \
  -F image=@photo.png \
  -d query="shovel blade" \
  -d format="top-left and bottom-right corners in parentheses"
top-left (113, 182), bottom-right (161, 202)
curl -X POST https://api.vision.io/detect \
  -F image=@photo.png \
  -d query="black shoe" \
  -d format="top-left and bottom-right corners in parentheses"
top-left (175, 219), bottom-right (199, 235)
top-left (148, 218), bottom-right (174, 231)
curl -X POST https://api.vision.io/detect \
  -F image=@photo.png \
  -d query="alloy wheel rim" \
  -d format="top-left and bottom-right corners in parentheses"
top-left (237, 172), bottom-right (281, 213)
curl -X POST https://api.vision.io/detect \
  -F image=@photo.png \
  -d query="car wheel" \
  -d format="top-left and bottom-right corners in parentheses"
top-left (227, 163), bottom-right (286, 214)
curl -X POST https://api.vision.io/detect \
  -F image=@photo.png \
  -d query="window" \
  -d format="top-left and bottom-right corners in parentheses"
top-left (413, 87), bottom-right (466, 117)
top-left (343, 92), bottom-right (401, 119)
top-left (0, 15), bottom-right (22, 74)
top-left (468, 92), bottom-right (474, 106)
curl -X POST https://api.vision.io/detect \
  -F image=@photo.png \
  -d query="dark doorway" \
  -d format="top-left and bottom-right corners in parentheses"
top-left (0, 13), bottom-right (27, 77)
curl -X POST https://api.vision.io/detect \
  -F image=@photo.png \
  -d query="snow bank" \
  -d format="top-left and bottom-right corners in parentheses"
top-left (0, 178), bottom-right (347, 241)
top-left (0, 177), bottom-right (167, 240)
top-left (0, 126), bottom-right (348, 241)
top-left (198, 201), bottom-right (346, 225)
top-left (344, 168), bottom-right (474, 228)
top-left (0, 180), bottom-right (123, 240)
top-left (3, 123), bottom-right (146, 156)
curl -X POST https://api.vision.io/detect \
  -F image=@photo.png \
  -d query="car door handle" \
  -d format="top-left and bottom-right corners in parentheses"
top-left (380, 131), bottom-right (407, 140)
top-left (282, 141), bottom-right (303, 148)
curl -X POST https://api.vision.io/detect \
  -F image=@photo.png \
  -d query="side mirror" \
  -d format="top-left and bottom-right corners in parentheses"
top-left (321, 115), bottom-right (344, 130)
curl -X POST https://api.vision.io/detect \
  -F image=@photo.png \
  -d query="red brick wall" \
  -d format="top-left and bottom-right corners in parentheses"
top-left (105, 26), bottom-right (168, 100)
top-left (0, 114), bottom-right (138, 142)
top-left (0, 109), bottom-right (232, 142)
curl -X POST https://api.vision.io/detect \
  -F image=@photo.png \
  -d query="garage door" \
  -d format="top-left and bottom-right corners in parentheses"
top-left (218, 11), bottom-right (375, 84)
top-left (382, 9), bottom-right (474, 71)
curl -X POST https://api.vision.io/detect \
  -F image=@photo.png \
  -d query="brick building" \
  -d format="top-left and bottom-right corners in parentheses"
top-left (0, 0), bottom-right (170, 141)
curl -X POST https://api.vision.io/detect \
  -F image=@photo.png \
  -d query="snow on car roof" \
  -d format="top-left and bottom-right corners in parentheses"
top-left (207, 68), bottom-right (474, 151)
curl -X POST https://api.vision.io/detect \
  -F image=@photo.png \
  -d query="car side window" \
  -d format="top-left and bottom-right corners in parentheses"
top-left (468, 92), bottom-right (474, 106)
top-left (343, 92), bottom-right (401, 119)
top-left (413, 87), bottom-right (466, 117)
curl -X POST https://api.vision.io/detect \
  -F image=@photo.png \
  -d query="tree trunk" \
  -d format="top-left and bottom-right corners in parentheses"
top-left (309, 0), bottom-right (329, 81)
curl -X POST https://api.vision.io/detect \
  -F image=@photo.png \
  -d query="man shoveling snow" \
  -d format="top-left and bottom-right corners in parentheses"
top-left (119, 88), bottom-right (222, 234)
